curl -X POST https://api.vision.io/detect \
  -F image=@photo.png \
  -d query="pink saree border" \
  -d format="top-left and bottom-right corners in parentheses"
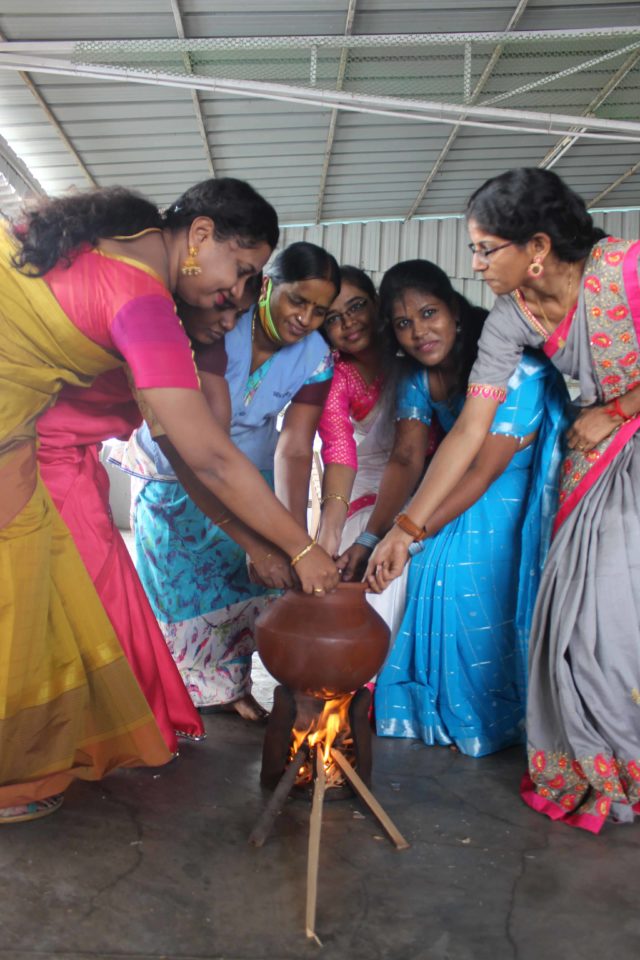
top-left (553, 240), bottom-right (640, 533)
top-left (553, 416), bottom-right (640, 533)
top-left (542, 304), bottom-right (577, 360)
top-left (623, 239), bottom-right (640, 343)
top-left (520, 774), bottom-right (605, 834)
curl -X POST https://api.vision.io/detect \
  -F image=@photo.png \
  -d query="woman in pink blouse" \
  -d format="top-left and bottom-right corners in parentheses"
top-left (315, 267), bottom-right (408, 633)
top-left (316, 268), bottom-right (391, 555)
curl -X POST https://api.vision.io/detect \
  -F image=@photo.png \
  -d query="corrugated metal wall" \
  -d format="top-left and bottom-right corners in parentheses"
top-left (279, 209), bottom-right (640, 310)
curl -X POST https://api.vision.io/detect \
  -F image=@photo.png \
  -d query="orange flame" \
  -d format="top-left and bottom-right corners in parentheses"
top-left (291, 694), bottom-right (353, 781)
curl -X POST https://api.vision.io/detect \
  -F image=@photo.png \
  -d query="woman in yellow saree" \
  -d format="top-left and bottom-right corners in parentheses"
top-left (0, 180), bottom-right (338, 823)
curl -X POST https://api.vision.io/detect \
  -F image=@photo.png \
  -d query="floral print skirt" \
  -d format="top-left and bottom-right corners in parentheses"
top-left (132, 475), bottom-right (274, 708)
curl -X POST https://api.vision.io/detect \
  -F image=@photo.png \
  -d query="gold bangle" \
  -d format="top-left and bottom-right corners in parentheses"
top-left (290, 539), bottom-right (317, 568)
top-left (321, 493), bottom-right (350, 509)
top-left (214, 514), bottom-right (231, 527)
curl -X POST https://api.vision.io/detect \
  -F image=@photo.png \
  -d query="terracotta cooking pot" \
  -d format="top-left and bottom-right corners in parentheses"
top-left (255, 582), bottom-right (390, 699)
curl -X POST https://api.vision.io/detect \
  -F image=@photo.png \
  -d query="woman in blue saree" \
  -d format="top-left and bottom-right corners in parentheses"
top-left (121, 242), bottom-right (339, 720)
top-left (361, 260), bottom-right (567, 756)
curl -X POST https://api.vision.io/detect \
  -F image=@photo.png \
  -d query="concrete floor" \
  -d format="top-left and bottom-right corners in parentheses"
top-left (3, 661), bottom-right (640, 960)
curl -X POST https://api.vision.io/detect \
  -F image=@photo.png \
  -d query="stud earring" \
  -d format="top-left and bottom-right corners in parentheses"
top-left (527, 256), bottom-right (544, 279)
top-left (181, 245), bottom-right (202, 277)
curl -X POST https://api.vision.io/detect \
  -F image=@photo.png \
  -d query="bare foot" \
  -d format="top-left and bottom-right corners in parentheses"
top-left (232, 693), bottom-right (270, 722)
top-left (198, 694), bottom-right (269, 722)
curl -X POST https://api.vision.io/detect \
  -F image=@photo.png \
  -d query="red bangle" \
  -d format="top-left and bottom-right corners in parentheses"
top-left (606, 397), bottom-right (633, 422)
top-left (394, 512), bottom-right (428, 541)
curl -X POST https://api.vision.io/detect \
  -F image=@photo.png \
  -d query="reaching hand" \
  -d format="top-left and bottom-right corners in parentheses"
top-left (336, 542), bottom-right (371, 582)
top-left (364, 527), bottom-right (412, 593)
top-left (247, 549), bottom-right (294, 590)
top-left (293, 543), bottom-right (340, 597)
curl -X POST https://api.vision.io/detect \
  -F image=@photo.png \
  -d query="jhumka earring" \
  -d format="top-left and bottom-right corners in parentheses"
top-left (527, 256), bottom-right (544, 279)
top-left (181, 245), bottom-right (202, 277)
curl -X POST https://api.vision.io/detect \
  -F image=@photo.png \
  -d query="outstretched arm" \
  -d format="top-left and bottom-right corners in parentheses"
top-left (337, 417), bottom-right (429, 581)
top-left (152, 370), bottom-right (293, 588)
top-left (274, 400), bottom-right (323, 530)
top-left (139, 385), bottom-right (338, 594)
top-left (315, 462), bottom-right (356, 557)
top-left (366, 427), bottom-right (533, 591)
top-left (156, 435), bottom-right (294, 590)
top-left (364, 394), bottom-right (499, 588)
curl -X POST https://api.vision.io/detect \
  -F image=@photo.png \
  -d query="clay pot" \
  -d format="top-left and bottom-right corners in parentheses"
top-left (255, 582), bottom-right (390, 699)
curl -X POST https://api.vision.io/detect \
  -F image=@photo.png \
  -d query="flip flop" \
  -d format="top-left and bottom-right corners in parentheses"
top-left (0, 794), bottom-right (64, 824)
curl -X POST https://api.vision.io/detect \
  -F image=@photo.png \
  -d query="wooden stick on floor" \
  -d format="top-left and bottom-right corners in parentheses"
top-left (249, 743), bottom-right (308, 848)
top-left (306, 746), bottom-right (326, 945)
top-left (330, 747), bottom-right (410, 851)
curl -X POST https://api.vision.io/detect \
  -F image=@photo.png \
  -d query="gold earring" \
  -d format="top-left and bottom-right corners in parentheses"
top-left (527, 256), bottom-right (544, 279)
top-left (181, 245), bottom-right (202, 277)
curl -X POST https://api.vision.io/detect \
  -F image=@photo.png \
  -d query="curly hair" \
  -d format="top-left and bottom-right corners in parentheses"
top-left (12, 177), bottom-right (279, 277)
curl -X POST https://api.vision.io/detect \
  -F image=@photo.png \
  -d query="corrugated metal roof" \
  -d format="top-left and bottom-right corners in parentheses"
top-left (0, 1), bottom-right (638, 224)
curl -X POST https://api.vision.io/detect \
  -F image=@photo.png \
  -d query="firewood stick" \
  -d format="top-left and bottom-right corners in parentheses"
top-left (306, 746), bottom-right (326, 945)
top-left (330, 748), bottom-right (410, 851)
top-left (249, 743), bottom-right (308, 847)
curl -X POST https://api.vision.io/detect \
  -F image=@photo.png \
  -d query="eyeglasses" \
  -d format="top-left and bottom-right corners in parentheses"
top-left (324, 297), bottom-right (369, 326)
top-left (467, 241), bottom-right (514, 263)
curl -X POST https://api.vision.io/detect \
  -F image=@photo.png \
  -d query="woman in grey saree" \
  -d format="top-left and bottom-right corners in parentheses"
top-left (365, 168), bottom-right (640, 833)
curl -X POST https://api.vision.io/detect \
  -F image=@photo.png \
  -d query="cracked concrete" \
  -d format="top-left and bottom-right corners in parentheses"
top-left (2, 661), bottom-right (639, 960)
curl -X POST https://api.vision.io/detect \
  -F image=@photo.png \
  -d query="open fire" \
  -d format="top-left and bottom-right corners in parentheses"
top-left (291, 693), bottom-right (355, 790)
top-left (260, 685), bottom-right (373, 794)
top-left (250, 683), bottom-right (410, 944)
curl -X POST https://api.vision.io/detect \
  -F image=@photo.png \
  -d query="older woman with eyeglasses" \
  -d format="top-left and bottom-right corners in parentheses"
top-left (367, 168), bottom-right (640, 832)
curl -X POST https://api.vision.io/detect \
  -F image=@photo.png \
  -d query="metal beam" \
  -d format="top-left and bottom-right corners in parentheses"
top-left (0, 133), bottom-right (45, 198)
top-left (314, 0), bottom-right (357, 224)
top-left (589, 160), bottom-right (640, 208)
top-left (405, 0), bottom-right (529, 220)
top-left (0, 29), bottom-right (96, 190)
top-left (1, 55), bottom-right (639, 143)
top-left (169, 0), bottom-right (215, 177)
top-left (3, 26), bottom-right (638, 56)
top-left (539, 49), bottom-right (640, 170)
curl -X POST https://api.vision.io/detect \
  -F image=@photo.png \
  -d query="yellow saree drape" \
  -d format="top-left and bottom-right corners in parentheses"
top-left (0, 227), bottom-right (171, 806)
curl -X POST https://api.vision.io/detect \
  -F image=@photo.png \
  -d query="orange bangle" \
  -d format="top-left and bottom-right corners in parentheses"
top-left (606, 397), bottom-right (633, 422)
top-left (394, 512), bottom-right (428, 541)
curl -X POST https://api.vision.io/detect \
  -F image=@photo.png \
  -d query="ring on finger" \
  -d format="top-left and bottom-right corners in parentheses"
top-left (313, 586), bottom-right (324, 594)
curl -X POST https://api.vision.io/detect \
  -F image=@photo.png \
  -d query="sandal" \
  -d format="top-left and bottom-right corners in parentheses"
top-left (0, 794), bottom-right (64, 824)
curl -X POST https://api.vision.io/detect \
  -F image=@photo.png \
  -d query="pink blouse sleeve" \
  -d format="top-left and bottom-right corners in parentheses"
top-left (110, 295), bottom-right (200, 391)
top-left (318, 361), bottom-right (358, 469)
